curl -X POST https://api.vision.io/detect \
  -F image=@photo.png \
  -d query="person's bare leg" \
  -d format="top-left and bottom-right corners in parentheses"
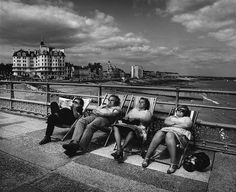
top-left (142, 131), bottom-right (165, 168)
top-left (165, 132), bottom-right (178, 174)
top-left (113, 126), bottom-right (122, 152)
top-left (145, 131), bottom-right (165, 158)
top-left (165, 132), bottom-right (177, 164)
top-left (122, 131), bottom-right (134, 149)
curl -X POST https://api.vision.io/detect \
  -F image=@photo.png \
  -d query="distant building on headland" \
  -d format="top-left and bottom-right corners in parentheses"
top-left (131, 65), bottom-right (143, 79)
top-left (72, 63), bottom-right (103, 80)
top-left (12, 41), bottom-right (67, 80)
top-left (104, 61), bottom-right (125, 79)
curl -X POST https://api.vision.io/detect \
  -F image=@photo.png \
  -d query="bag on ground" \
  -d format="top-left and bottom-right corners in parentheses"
top-left (183, 152), bottom-right (210, 172)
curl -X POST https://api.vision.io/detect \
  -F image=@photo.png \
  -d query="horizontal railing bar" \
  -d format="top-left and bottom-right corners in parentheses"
top-left (199, 139), bottom-right (236, 147)
top-left (195, 144), bottom-right (236, 155)
top-left (49, 92), bottom-right (98, 99)
top-left (2, 88), bottom-right (46, 94)
top-left (197, 120), bottom-right (236, 129)
top-left (10, 98), bottom-right (47, 105)
top-left (180, 102), bottom-right (236, 111)
top-left (155, 101), bottom-right (176, 105)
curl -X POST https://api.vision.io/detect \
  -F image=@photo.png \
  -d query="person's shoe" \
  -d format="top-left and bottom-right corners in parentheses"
top-left (116, 152), bottom-right (124, 163)
top-left (62, 142), bottom-right (79, 151)
top-left (64, 150), bottom-right (77, 157)
top-left (167, 164), bottom-right (178, 174)
top-left (39, 136), bottom-right (51, 145)
top-left (111, 150), bottom-right (122, 160)
top-left (111, 151), bottom-right (119, 160)
top-left (142, 158), bottom-right (150, 168)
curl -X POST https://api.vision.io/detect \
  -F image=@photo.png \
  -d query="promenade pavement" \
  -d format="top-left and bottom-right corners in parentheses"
top-left (0, 111), bottom-right (235, 192)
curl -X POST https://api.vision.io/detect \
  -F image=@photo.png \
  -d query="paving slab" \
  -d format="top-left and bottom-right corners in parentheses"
top-left (57, 161), bottom-right (169, 192)
top-left (208, 153), bottom-right (236, 192)
top-left (0, 151), bottom-right (48, 192)
top-left (0, 130), bottom-right (71, 170)
top-left (0, 111), bottom-right (45, 139)
top-left (11, 173), bottom-right (105, 192)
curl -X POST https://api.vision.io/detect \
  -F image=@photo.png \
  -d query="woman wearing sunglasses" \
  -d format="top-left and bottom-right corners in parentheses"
top-left (142, 105), bottom-right (192, 174)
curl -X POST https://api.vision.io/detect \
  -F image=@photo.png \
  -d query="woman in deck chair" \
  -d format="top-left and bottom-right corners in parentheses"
top-left (111, 97), bottom-right (152, 163)
top-left (39, 97), bottom-right (84, 145)
top-left (142, 105), bottom-right (192, 174)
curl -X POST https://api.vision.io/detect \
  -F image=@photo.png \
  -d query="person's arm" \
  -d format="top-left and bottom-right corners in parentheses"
top-left (93, 106), bottom-right (121, 118)
top-left (173, 117), bottom-right (192, 129)
top-left (71, 106), bottom-right (83, 119)
top-left (128, 110), bottom-right (152, 126)
top-left (164, 116), bottom-right (176, 126)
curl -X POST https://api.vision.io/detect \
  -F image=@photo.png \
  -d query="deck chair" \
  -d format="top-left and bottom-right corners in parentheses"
top-left (51, 97), bottom-right (92, 141)
top-left (151, 107), bottom-right (199, 168)
top-left (99, 93), bottom-right (128, 147)
top-left (113, 95), bottom-right (157, 154)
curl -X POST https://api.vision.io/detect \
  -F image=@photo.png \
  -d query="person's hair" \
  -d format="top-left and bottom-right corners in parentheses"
top-left (140, 97), bottom-right (150, 110)
top-left (177, 105), bottom-right (190, 116)
top-left (109, 94), bottom-right (120, 106)
top-left (50, 101), bottom-right (60, 114)
top-left (73, 97), bottom-right (84, 107)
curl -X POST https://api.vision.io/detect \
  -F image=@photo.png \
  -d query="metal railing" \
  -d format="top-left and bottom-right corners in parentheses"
top-left (0, 80), bottom-right (236, 154)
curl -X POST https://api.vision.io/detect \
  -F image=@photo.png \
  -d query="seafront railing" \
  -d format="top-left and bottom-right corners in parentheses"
top-left (0, 81), bottom-right (236, 155)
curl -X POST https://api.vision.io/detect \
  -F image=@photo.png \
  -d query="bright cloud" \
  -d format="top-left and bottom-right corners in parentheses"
top-left (171, 0), bottom-right (236, 32)
top-left (209, 28), bottom-right (236, 47)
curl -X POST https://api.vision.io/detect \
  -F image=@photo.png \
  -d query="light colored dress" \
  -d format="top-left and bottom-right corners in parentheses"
top-left (116, 108), bottom-right (152, 141)
top-left (161, 116), bottom-right (192, 148)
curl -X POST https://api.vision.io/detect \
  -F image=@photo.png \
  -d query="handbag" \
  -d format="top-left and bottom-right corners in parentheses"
top-left (183, 152), bottom-right (210, 172)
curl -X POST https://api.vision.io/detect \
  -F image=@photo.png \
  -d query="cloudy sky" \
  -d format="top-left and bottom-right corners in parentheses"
top-left (1, 0), bottom-right (236, 77)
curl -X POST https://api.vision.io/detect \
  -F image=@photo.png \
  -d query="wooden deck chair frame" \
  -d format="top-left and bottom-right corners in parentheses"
top-left (113, 95), bottom-right (157, 154)
top-left (100, 93), bottom-right (128, 147)
top-left (152, 107), bottom-right (199, 168)
top-left (51, 97), bottom-right (92, 141)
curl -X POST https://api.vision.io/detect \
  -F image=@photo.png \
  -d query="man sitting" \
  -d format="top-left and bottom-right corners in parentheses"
top-left (62, 94), bottom-right (121, 156)
top-left (39, 97), bottom-right (84, 145)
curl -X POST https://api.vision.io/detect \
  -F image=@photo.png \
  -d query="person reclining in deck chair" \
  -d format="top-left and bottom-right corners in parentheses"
top-left (111, 97), bottom-right (152, 163)
top-left (62, 94), bottom-right (121, 156)
top-left (39, 97), bottom-right (84, 145)
top-left (142, 105), bottom-right (192, 174)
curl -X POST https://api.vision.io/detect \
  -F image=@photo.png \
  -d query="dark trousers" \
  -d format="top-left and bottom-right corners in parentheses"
top-left (45, 108), bottom-right (75, 137)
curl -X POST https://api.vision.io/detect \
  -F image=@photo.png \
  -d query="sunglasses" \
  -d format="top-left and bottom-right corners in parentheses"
top-left (177, 108), bottom-right (186, 112)
top-left (73, 100), bottom-right (80, 104)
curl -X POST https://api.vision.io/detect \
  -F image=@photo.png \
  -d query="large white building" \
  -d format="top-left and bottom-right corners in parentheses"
top-left (131, 65), bottom-right (143, 79)
top-left (12, 41), bottom-right (66, 79)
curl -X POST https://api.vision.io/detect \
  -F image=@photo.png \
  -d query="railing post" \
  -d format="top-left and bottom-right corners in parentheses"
top-left (98, 84), bottom-right (102, 105)
top-left (175, 87), bottom-right (179, 107)
top-left (10, 82), bottom-right (14, 110)
top-left (46, 83), bottom-right (50, 114)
